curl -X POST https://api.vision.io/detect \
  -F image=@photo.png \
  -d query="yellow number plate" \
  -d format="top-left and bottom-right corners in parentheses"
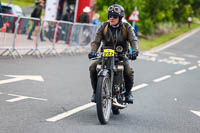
top-left (103, 49), bottom-right (115, 57)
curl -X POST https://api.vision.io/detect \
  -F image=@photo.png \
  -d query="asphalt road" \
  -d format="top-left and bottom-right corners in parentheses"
top-left (0, 28), bottom-right (200, 133)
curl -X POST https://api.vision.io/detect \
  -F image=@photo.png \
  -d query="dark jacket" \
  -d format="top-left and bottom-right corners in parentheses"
top-left (31, 4), bottom-right (42, 18)
top-left (0, 2), bottom-right (3, 28)
top-left (62, 12), bottom-right (73, 22)
top-left (90, 22), bottom-right (139, 53)
top-left (78, 12), bottom-right (89, 23)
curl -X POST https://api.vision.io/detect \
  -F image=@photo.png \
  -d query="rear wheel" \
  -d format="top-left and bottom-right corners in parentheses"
top-left (96, 73), bottom-right (112, 124)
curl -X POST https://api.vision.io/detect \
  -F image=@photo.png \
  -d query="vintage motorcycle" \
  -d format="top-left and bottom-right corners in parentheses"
top-left (92, 45), bottom-right (130, 124)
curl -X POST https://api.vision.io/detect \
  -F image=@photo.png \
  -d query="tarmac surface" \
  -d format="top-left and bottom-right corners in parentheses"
top-left (0, 28), bottom-right (200, 133)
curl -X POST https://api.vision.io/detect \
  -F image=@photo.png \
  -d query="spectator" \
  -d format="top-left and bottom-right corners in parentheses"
top-left (0, 2), bottom-right (3, 28)
top-left (92, 13), bottom-right (100, 25)
top-left (61, 7), bottom-right (74, 44)
top-left (62, 7), bottom-right (73, 22)
top-left (27, 0), bottom-right (45, 41)
top-left (78, 6), bottom-right (91, 23)
top-left (78, 6), bottom-right (92, 45)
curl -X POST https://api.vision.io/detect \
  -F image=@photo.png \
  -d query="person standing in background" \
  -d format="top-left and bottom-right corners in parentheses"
top-left (61, 7), bottom-right (74, 44)
top-left (62, 7), bottom-right (73, 22)
top-left (78, 6), bottom-right (91, 23)
top-left (92, 13), bottom-right (100, 25)
top-left (27, 0), bottom-right (45, 41)
top-left (78, 6), bottom-right (92, 45)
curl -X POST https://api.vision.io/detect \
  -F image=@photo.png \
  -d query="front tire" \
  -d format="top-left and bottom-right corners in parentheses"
top-left (96, 73), bottom-right (112, 124)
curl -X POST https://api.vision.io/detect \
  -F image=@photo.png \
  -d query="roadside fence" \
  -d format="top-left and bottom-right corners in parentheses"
top-left (0, 13), bottom-right (99, 58)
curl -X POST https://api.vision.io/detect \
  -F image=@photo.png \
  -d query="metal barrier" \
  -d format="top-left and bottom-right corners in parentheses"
top-left (0, 13), bottom-right (22, 58)
top-left (0, 13), bottom-right (99, 58)
top-left (16, 16), bottom-right (42, 57)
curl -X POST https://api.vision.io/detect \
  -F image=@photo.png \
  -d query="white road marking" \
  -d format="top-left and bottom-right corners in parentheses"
top-left (45, 59), bottom-right (200, 122)
top-left (142, 52), bottom-right (158, 57)
top-left (178, 61), bottom-right (191, 66)
top-left (131, 84), bottom-right (148, 91)
top-left (0, 92), bottom-right (3, 95)
top-left (174, 69), bottom-right (187, 75)
top-left (6, 94), bottom-right (48, 102)
top-left (158, 58), bottom-right (191, 65)
top-left (198, 60), bottom-right (200, 64)
top-left (188, 66), bottom-right (198, 70)
top-left (153, 75), bottom-right (171, 82)
top-left (199, 64), bottom-right (200, 67)
top-left (162, 52), bottom-right (176, 55)
top-left (169, 56), bottom-right (185, 61)
top-left (6, 96), bottom-right (29, 102)
top-left (138, 55), bottom-right (157, 62)
top-left (46, 83), bottom-right (149, 122)
top-left (158, 58), bottom-right (178, 64)
top-left (191, 110), bottom-right (200, 117)
top-left (46, 102), bottom-right (96, 122)
top-left (183, 54), bottom-right (198, 58)
top-left (0, 75), bottom-right (44, 85)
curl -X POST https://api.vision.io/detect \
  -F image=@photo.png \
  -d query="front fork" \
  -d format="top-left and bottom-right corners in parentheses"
top-left (97, 69), bottom-right (113, 100)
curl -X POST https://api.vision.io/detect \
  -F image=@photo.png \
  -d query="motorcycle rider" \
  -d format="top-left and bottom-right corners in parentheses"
top-left (88, 4), bottom-right (139, 103)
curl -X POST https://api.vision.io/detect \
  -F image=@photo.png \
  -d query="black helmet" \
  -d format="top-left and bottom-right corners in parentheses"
top-left (107, 4), bottom-right (125, 18)
top-left (66, 6), bottom-right (72, 12)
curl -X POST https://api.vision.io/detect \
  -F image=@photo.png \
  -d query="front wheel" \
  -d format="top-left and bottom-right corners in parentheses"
top-left (96, 73), bottom-right (112, 124)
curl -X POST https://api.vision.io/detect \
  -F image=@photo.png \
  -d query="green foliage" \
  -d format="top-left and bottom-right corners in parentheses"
top-left (139, 19), bottom-right (154, 35)
top-left (96, 0), bottom-right (200, 35)
top-left (1, 0), bottom-right (35, 8)
top-left (98, 6), bottom-right (109, 22)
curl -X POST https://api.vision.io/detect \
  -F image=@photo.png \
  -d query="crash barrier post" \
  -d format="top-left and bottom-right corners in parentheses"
top-left (25, 17), bottom-right (43, 58)
top-left (0, 13), bottom-right (100, 58)
top-left (15, 16), bottom-right (43, 58)
top-left (53, 20), bottom-right (74, 56)
top-left (43, 20), bottom-right (60, 56)
top-left (24, 17), bottom-right (43, 57)
top-left (42, 19), bottom-right (60, 56)
top-left (62, 22), bottom-right (99, 55)
top-left (0, 13), bottom-right (21, 58)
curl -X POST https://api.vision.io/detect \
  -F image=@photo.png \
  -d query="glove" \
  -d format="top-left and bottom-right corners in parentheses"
top-left (88, 52), bottom-right (97, 59)
top-left (128, 50), bottom-right (139, 60)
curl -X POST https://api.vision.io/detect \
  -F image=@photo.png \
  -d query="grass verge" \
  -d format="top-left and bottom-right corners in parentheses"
top-left (139, 23), bottom-right (200, 51)
top-left (1, 0), bottom-right (34, 8)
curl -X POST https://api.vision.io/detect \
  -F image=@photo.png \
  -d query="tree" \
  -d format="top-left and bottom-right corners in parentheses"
top-left (96, 0), bottom-right (199, 35)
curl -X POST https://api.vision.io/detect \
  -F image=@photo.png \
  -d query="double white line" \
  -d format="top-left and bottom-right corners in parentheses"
top-left (46, 83), bottom-right (149, 122)
top-left (46, 63), bottom-right (200, 122)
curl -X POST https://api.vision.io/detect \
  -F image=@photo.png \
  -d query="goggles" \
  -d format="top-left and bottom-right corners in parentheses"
top-left (108, 6), bottom-right (121, 14)
top-left (108, 14), bottom-right (119, 19)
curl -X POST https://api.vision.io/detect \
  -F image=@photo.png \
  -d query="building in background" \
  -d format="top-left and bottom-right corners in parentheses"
top-left (45, 0), bottom-right (59, 21)
top-left (56, 0), bottom-right (96, 22)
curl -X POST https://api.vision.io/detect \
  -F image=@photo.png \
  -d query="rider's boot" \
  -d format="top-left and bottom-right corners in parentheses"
top-left (125, 91), bottom-right (133, 104)
top-left (91, 93), bottom-right (96, 103)
top-left (90, 66), bottom-right (97, 103)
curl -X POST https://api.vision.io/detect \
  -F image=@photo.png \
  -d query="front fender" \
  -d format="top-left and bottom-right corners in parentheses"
top-left (98, 69), bottom-right (109, 77)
